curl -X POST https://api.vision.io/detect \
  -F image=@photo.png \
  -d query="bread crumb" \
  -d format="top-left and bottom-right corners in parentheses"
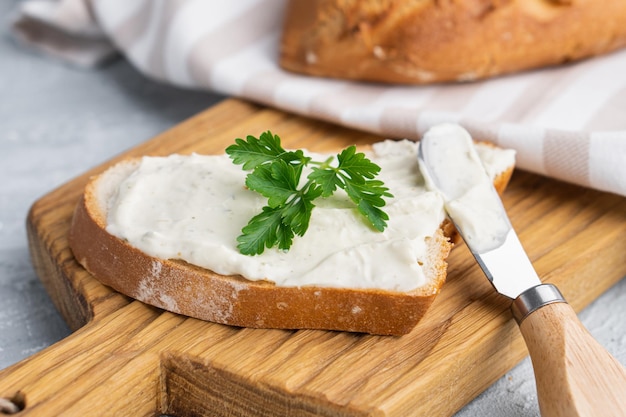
top-left (305, 50), bottom-right (317, 64)
top-left (457, 72), bottom-right (478, 82)
top-left (373, 46), bottom-right (385, 59)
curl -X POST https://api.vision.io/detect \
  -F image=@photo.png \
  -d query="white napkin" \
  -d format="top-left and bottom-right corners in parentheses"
top-left (11, 0), bottom-right (117, 66)
top-left (12, 0), bottom-right (626, 197)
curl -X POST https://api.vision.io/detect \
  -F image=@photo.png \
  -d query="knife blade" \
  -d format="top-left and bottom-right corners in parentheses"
top-left (417, 123), bottom-right (626, 417)
top-left (417, 125), bottom-right (539, 300)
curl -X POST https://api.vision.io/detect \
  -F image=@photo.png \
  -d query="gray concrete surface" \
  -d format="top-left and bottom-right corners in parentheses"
top-left (1, 1), bottom-right (624, 416)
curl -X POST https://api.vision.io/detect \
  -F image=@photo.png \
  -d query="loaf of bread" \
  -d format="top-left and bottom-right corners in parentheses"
top-left (279, 0), bottom-right (626, 84)
top-left (69, 138), bottom-right (514, 335)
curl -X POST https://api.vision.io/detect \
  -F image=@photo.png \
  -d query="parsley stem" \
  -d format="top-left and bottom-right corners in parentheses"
top-left (309, 156), bottom-right (335, 170)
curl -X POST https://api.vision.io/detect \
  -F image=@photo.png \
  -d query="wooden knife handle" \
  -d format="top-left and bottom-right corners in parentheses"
top-left (517, 297), bottom-right (626, 417)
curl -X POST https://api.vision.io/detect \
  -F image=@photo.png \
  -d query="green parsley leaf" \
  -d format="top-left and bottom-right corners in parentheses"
top-left (226, 131), bottom-right (309, 170)
top-left (308, 166), bottom-right (342, 197)
top-left (245, 161), bottom-right (302, 208)
top-left (226, 131), bottom-right (393, 255)
top-left (336, 145), bottom-right (381, 182)
top-left (281, 183), bottom-right (323, 236)
top-left (236, 206), bottom-right (294, 255)
top-left (343, 179), bottom-right (391, 232)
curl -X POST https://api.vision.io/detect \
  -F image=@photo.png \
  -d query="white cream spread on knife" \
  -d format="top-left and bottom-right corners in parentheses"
top-left (419, 124), bottom-right (516, 253)
top-left (105, 136), bottom-right (514, 291)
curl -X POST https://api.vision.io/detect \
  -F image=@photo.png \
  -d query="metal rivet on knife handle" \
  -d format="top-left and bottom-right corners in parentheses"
top-left (511, 283), bottom-right (566, 324)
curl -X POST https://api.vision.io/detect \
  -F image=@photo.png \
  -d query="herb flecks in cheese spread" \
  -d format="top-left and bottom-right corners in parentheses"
top-left (105, 136), bottom-right (514, 292)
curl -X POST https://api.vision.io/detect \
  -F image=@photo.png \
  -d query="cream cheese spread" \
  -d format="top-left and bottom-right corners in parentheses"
top-left (105, 136), bottom-right (514, 291)
top-left (419, 124), bottom-right (516, 253)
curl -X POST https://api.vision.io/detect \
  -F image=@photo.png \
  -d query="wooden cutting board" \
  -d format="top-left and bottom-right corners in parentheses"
top-left (1, 99), bottom-right (625, 416)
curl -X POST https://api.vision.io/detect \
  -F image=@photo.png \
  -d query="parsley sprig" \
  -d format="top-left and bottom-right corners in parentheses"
top-left (226, 131), bottom-right (392, 255)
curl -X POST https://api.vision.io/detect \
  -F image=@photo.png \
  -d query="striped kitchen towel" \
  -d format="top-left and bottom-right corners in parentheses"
top-left (12, 0), bottom-right (626, 197)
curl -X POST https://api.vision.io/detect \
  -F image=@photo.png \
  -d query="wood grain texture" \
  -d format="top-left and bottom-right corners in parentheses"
top-left (0, 99), bottom-right (625, 416)
top-left (519, 302), bottom-right (626, 417)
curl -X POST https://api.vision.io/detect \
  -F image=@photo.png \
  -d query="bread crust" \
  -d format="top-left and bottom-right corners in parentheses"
top-left (68, 149), bottom-right (513, 336)
top-left (279, 0), bottom-right (626, 84)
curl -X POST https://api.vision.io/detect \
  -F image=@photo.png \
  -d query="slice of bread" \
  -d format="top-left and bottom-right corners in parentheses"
top-left (279, 0), bottom-right (626, 84)
top-left (69, 141), bottom-right (514, 335)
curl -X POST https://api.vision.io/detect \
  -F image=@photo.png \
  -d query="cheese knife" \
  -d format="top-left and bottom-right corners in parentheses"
top-left (417, 124), bottom-right (626, 417)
